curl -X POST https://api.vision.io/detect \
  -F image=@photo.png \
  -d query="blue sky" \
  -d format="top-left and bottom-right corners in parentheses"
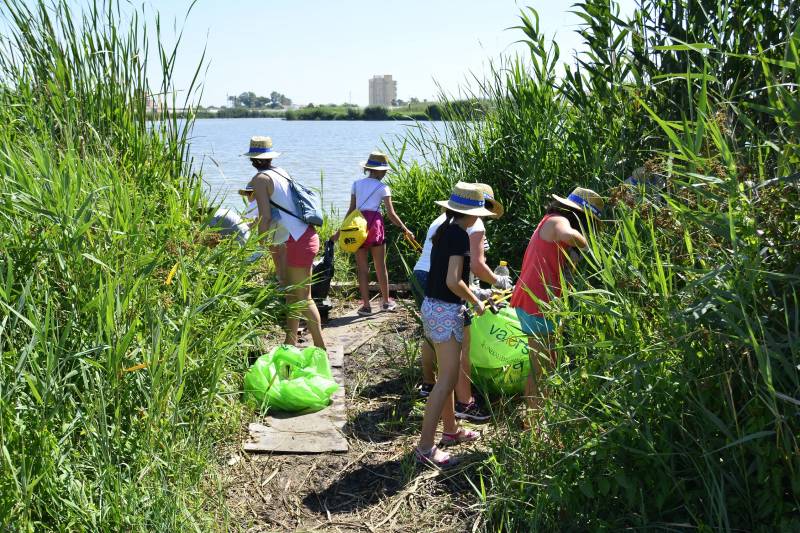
top-left (1, 1), bottom-right (636, 107)
top-left (145, 0), bottom-right (638, 107)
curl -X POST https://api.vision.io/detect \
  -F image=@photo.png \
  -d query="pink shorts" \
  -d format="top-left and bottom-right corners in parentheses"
top-left (286, 226), bottom-right (319, 268)
top-left (361, 210), bottom-right (385, 248)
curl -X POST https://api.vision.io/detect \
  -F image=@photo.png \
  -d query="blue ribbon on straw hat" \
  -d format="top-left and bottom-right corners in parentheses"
top-left (474, 183), bottom-right (504, 218)
top-left (242, 136), bottom-right (281, 159)
top-left (360, 151), bottom-right (391, 171)
top-left (434, 182), bottom-right (496, 217)
top-left (552, 187), bottom-right (605, 221)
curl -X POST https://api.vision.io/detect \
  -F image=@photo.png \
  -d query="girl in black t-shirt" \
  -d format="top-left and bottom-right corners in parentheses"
top-left (416, 183), bottom-right (496, 467)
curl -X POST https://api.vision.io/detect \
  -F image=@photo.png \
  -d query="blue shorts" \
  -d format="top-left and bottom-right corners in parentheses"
top-left (515, 307), bottom-right (555, 336)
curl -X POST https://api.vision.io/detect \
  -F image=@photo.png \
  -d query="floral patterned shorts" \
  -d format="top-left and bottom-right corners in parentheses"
top-left (421, 297), bottom-right (466, 344)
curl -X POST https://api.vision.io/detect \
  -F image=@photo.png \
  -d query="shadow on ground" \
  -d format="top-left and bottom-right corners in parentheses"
top-left (302, 450), bottom-right (489, 516)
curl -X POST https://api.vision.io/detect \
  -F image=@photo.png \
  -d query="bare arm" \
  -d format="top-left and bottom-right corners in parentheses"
top-left (468, 230), bottom-right (496, 284)
top-left (446, 255), bottom-right (484, 314)
top-left (383, 196), bottom-right (411, 235)
top-left (251, 173), bottom-right (273, 242)
top-left (542, 215), bottom-right (588, 249)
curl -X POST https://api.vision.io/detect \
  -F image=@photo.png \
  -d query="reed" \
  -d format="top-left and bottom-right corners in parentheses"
top-left (0, 1), bottom-right (282, 530)
top-left (389, 1), bottom-right (798, 529)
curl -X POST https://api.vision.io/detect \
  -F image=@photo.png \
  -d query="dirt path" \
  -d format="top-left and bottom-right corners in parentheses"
top-left (222, 302), bottom-right (485, 532)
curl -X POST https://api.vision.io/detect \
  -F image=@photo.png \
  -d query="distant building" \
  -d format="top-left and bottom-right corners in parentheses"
top-left (368, 75), bottom-right (397, 107)
top-left (145, 94), bottom-right (159, 113)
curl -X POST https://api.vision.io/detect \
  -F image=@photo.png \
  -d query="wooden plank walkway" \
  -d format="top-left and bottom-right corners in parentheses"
top-left (244, 345), bottom-right (347, 454)
top-left (330, 281), bottom-right (410, 293)
top-left (243, 305), bottom-right (399, 454)
top-left (321, 305), bottom-right (398, 354)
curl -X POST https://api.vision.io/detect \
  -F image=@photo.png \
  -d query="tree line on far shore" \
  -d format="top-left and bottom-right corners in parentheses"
top-left (190, 99), bottom-right (486, 121)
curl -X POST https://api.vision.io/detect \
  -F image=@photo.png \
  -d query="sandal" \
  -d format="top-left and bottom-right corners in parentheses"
top-left (414, 445), bottom-right (457, 468)
top-left (357, 306), bottom-right (372, 317)
top-left (439, 428), bottom-right (480, 447)
top-left (382, 300), bottom-right (397, 312)
top-left (418, 382), bottom-right (435, 398)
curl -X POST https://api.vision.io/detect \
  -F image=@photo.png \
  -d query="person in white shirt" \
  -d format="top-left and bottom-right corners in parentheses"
top-left (334, 151), bottom-right (413, 317)
top-left (241, 136), bottom-right (325, 349)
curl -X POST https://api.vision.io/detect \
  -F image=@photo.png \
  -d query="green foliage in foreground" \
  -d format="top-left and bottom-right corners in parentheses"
top-left (0, 1), bottom-right (281, 530)
top-left (389, 0), bottom-right (799, 530)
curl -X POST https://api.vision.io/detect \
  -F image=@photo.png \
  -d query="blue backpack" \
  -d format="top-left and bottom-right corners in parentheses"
top-left (267, 169), bottom-right (324, 227)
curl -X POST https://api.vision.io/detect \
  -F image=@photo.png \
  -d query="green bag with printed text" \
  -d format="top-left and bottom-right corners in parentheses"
top-left (469, 306), bottom-right (531, 394)
top-left (244, 345), bottom-right (339, 413)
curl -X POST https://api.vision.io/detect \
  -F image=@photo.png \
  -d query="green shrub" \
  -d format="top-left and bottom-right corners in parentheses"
top-left (363, 105), bottom-right (390, 120)
top-left (0, 1), bottom-right (282, 530)
top-left (388, 1), bottom-right (799, 530)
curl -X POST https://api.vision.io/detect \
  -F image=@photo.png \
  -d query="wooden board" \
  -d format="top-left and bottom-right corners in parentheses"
top-left (244, 424), bottom-right (348, 454)
top-left (244, 345), bottom-right (348, 454)
top-left (322, 307), bottom-right (398, 354)
top-left (330, 281), bottom-right (410, 293)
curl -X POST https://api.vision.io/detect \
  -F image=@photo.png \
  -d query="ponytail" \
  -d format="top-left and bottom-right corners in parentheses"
top-left (432, 209), bottom-right (464, 246)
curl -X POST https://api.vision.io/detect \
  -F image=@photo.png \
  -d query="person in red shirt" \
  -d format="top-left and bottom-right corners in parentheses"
top-left (510, 187), bottom-right (605, 414)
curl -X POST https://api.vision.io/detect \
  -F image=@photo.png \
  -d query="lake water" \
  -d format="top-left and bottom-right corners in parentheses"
top-left (188, 118), bottom-right (439, 215)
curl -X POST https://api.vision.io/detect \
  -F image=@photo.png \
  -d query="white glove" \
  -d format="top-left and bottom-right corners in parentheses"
top-left (473, 288), bottom-right (494, 301)
top-left (493, 275), bottom-right (513, 290)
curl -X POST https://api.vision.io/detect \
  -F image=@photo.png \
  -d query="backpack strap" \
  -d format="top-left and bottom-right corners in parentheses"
top-left (356, 178), bottom-right (385, 213)
top-left (262, 169), bottom-right (304, 222)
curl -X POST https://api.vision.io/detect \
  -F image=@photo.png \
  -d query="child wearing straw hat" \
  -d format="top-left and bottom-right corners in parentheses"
top-left (510, 187), bottom-right (604, 416)
top-left (335, 151), bottom-right (413, 316)
top-left (415, 182), bottom-right (495, 467)
top-left (412, 183), bottom-right (510, 422)
top-left (241, 136), bottom-right (325, 349)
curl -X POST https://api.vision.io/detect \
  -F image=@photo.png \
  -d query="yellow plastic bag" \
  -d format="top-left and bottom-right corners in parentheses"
top-left (338, 209), bottom-right (368, 253)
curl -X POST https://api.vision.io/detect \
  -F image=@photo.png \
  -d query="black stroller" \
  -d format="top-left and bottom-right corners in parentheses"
top-left (311, 238), bottom-right (335, 322)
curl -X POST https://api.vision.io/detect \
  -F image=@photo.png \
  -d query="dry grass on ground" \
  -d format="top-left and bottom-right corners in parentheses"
top-left (219, 304), bottom-right (493, 532)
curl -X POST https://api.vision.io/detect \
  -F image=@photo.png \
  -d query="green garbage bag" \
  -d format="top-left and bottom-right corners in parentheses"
top-left (244, 345), bottom-right (339, 413)
top-left (469, 306), bottom-right (531, 394)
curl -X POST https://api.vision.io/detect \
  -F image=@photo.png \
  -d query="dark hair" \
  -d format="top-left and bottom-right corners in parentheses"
top-left (251, 158), bottom-right (272, 171)
top-left (432, 209), bottom-right (467, 246)
top-left (364, 168), bottom-right (386, 179)
top-left (546, 201), bottom-right (590, 234)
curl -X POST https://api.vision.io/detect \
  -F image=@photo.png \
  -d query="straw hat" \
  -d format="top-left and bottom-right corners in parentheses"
top-left (360, 151), bottom-right (391, 171)
top-left (237, 184), bottom-right (254, 197)
top-left (435, 182), bottom-right (496, 217)
top-left (474, 183), bottom-right (504, 219)
top-left (552, 187), bottom-right (604, 221)
top-left (242, 136), bottom-right (280, 159)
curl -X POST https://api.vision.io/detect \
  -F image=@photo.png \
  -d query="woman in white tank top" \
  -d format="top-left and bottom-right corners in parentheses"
top-left (242, 136), bottom-right (325, 349)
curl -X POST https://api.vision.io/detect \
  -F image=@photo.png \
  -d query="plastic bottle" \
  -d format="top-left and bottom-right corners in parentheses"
top-left (494, 260), bottom-right (510, 278)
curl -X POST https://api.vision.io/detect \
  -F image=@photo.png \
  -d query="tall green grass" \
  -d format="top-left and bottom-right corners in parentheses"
top-left (389, 0), bottom-right (798, 530)
top-left (0, 1), bottom-right (281, 530)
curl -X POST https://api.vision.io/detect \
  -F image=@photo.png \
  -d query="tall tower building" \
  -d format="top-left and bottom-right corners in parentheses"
top-left (368, 75), bottom-right (397, 107)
